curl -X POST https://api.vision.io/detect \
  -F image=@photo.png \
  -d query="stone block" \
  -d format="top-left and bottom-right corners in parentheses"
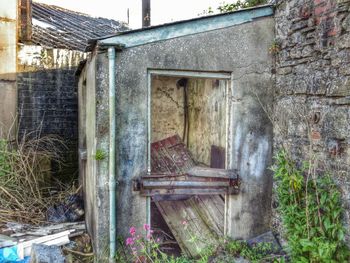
top-left (337, 34), bottom-right (350, 48)
top-left (323, 107), bottom-right (350, 139)
top-left (301, 45), bottom-right (314, 57)
top-left (327, 77), bottom-right (350, 96)
top-left (277, 66), bottom-right (292, 75)
top-left (309, 71), bottom-right (327, 94)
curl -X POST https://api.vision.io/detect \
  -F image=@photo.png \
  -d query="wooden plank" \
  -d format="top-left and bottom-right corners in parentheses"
top-left (151, 135), bottom-right (226, 257)
top-left (0, 234), bottom-right (17, 248)
top-left (17, 230), bottom-right (71, 259)
top-left (187, 166), bottom-right (238, 179)
top-left (155, 198), bottom-right (221, 257)
top-left (188, 196), bottom-right (224, 236)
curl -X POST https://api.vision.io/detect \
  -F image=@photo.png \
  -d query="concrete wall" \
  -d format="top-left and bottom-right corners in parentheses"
top-left (0, 0), bottom-right (17, 139)
top-left (78, 54), bottom-right (111, 259)
top-left (275, 0), bottom-right (350, 239)
top-left (151, 76), bottom-right (227, 165)
top-left (82, 15), bottom-right (275, 254)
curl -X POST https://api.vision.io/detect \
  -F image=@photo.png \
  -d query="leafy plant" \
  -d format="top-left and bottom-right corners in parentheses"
top-left (95, 149), bottom-right (106, 161)
top-left (204, 0), bottom-right (269, 15)
top-left (269, 40), bottom-right (281, 55)
top-left (116, 224), bottom-right (192, 263)
top-left (273, 151), bottom-right (350, 262)
top-left (225, 240), bottom-right (281, 262)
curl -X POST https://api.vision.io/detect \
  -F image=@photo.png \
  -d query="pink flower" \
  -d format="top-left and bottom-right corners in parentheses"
top-left (126, 237), bottom-right (134, 246)
top-left (156, 238), bottom-right (161, 242)
top-left (182, 220), bottom-right (187, 225)
top-left (129, 226), bottom-right (136, 236)
top-left (143, 224), bottom-right (150, 231)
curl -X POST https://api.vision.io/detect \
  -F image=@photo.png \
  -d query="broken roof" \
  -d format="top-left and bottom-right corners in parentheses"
top-left (87, 4), bottom-right (274, 51)
top-left (31, 2), bottom-right (129, 51)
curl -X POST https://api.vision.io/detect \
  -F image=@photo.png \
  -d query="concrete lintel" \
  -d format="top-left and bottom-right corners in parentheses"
top-left (98, 5), bottom-right (274, 49)
top-left (149, 69), bottom-right (232, 80)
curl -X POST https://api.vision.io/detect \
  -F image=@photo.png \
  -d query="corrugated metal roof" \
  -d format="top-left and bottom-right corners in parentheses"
top-left (31, 2), bottom-right (128, 51)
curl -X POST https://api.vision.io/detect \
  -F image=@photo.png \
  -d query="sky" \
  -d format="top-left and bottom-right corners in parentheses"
top-left (33, 0), bottom-right (226, 29)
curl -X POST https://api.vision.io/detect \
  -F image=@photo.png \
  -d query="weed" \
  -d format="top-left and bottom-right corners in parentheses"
top-left (95, 149), bottom-right (106, 161)
top-left (273, 151), bottom-right (350, 262)
top-left (0, 133), bottom-right (75, 224)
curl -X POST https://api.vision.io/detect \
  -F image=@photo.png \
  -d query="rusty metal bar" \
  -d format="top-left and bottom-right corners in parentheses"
top-left (134, 168), bottom-right (240, 197)
top-left (140, 188), bottom-right (235, 197)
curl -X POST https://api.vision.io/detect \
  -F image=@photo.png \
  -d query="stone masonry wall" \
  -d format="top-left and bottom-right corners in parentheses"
top-left (275, 0), bottom-right (350, 238)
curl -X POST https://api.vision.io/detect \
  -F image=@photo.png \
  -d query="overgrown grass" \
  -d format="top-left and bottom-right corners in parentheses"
top-left (0, 134), bottom-right (76, 224)
top-left (115, 225), bottom-right (285, 263)
top-left (273, 151), bottom-right (350, 262)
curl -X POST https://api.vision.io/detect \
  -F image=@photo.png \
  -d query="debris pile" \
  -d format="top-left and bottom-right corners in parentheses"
top-left (0, 135), bottom-right (88, 262)
top-left (0, 222), bottom-right (87, 262)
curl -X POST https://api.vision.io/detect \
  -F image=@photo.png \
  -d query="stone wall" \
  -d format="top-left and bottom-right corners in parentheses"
top-left (275, 0), bottom-right (350, 238)
top-left (17, 45), bottom-right (86, 179)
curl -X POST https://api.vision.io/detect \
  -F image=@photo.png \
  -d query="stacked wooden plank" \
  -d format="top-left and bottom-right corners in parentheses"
top-left (147, 135), bottom-right (238, 257)
top-left (0, 222), bottom-right (85, 260)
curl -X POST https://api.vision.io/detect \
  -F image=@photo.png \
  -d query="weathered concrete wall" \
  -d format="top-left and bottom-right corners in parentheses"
top-left (0, 0), bottom-right (17, 139)
top-left (151, 76), bottom-right (226, 165)
top-left (78, 54), bottom-right (110, 258)
top-left (275, 0), bottom-right (350, 238)
top-left (83, 16), bottom-right (274, 251)
top-left (17, 45), bottom-right (86, 179)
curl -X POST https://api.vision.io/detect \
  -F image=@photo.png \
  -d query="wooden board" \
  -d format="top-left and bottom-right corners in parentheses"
top-left (151, 135), bottom-right (225, 257)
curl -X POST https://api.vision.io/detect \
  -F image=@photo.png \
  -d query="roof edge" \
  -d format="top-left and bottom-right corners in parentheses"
top-left (86, 4), bottom-right (274, 52)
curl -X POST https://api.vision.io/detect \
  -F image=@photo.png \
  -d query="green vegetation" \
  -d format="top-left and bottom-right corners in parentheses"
top-left (95, 149), bottom-right (106, 161)
top-left (273, 151), bottom-right (350, 262)
top-left (116, 225), bottom-right (284, 262)
top-left (226, 240), bottom-right (275, 262)
top-left (205, 0), bottom-right (269, 14)
top-left (0, 139), bottom-right (11, 178)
